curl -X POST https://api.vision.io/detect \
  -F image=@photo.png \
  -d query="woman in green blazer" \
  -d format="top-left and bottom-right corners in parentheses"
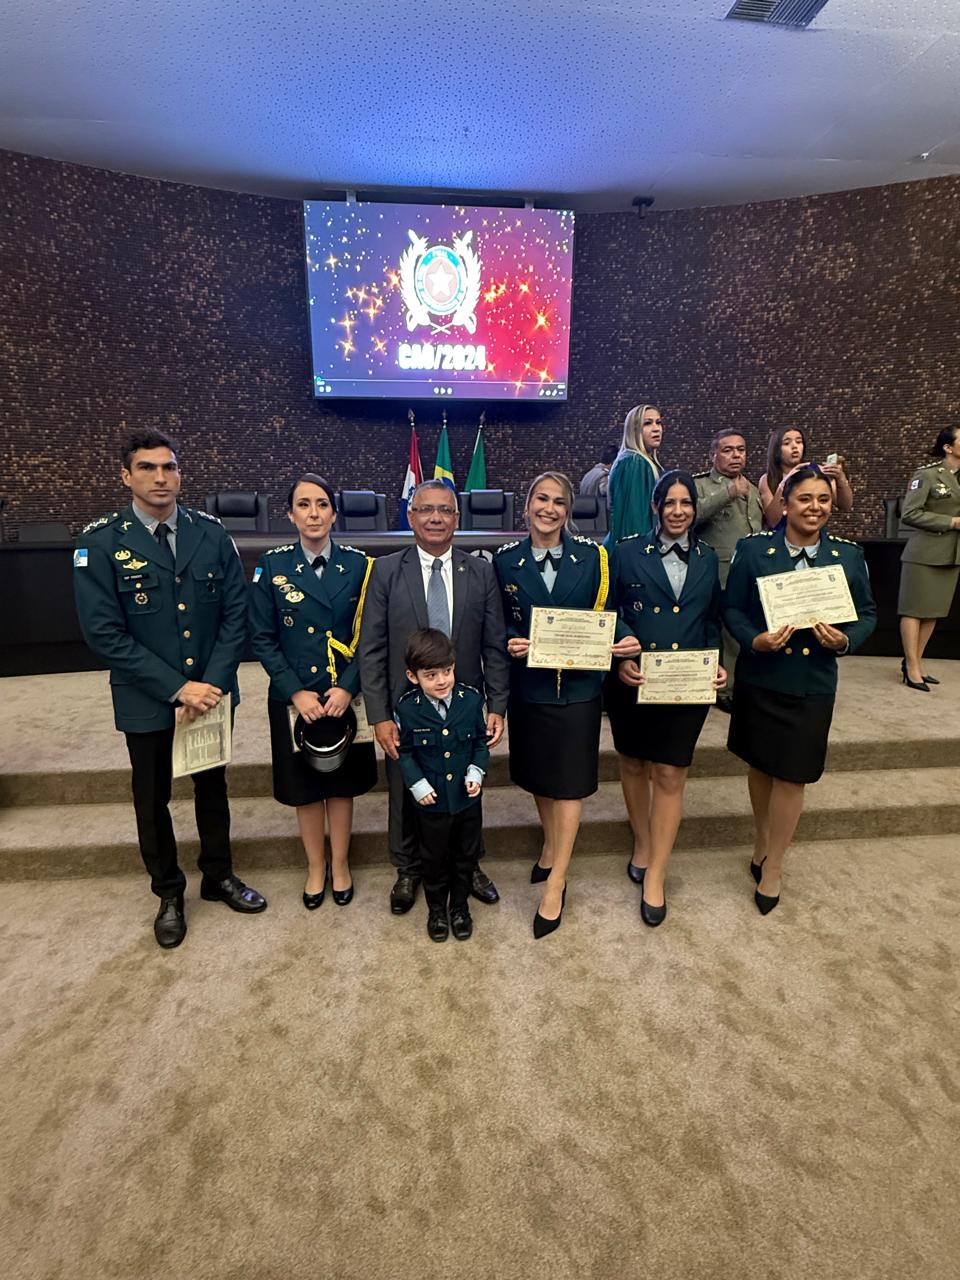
top-left (898, 425), bottom-right (960, 690)
top-left (605, 404), bottom-right (664, 546)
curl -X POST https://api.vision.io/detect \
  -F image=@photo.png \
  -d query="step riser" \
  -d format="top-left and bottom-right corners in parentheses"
top-left (2, 739), bottom-right (955, 807)
top-left (8, 803), bottom-right (960, 881)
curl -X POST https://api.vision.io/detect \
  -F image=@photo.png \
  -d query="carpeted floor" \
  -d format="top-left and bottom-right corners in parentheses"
top-left (2, 840), bottom-right (959, 1280)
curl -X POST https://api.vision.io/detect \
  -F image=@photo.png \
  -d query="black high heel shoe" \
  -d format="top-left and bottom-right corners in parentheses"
top-left (901, 657), bottom-right (937, 687)
top-left (640, 889), bottom-right (667, 928)
top-left (627, 860), bottom-right (646, 885)
top-left (749, 856), bottom-right (766, 885)
top-left (754, 888), bottom-right (780, 915)
top-left (332, 882), bottom-right (354, 906)
top-left (530, 861), bottom-right (552, 884)
top-left (533, 886), bottom-right (566, 939)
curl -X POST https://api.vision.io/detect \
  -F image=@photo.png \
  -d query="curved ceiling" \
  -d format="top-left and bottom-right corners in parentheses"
top-left (2, 0), bottom-right (959, 209)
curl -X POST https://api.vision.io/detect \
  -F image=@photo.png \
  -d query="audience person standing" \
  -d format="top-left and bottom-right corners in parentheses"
top-left (494, 471), bottom-right (639, 938)
top-left (73, 430), bottom-right (266, 949)
top-left (694, 429), bottom-right (764, 710)
top-left (898, 424), bottom-right (960, 690)
top-left (723, 465), bottom-right (876, 915)
top-left (249, 474), bottom-right (376, 909)
top-left (608, 471), bottom-right (726, 927)
top-left (606, 404), bottom-right (664, 545)
top-left (359, 480), bottom-right (509, 915)
top-left (579, 444), bottom-right (618, 504)
top-left (758, 426), bottom-right (853, 528)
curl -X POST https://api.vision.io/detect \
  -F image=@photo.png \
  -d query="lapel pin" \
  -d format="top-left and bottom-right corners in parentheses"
top-left (336, 563), bottom-right (346, 573)
top-left (570, 554), bottom-right (578, 563)
top-left (121, 520), bottom-right (131, 532)
top-left (645, 544), bottom-right (655, 554)
top-left (767, 547), bottom-right (776, 555)
top-left (518, 557), bottom-right (525, 567)
top-left (295, 563), bottom-right (304, 574)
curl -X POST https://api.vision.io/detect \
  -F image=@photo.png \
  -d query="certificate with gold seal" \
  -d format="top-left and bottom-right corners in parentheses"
top-left (757, 565), bottom-right (857, 632)
top-left (527, 606), bottom-right (617, 671)
top-left (638, 650), bottom-right (718, 704)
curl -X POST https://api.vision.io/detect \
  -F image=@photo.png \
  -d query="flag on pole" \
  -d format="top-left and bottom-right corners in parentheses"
top-left (398, 414), bottom-right (423, 530)
top-left (433, 414), bottom-right (456, 492)
top-left (464, 413), bottom-right (487, 492)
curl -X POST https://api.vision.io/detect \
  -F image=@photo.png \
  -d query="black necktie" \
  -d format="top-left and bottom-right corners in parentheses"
top-left (661, 542), bottom-right (689, 564)
top-left (792, 550), bottom-right (817, 567)
top-left (154, 522), bottom-right (173, 565)
top-left (314, 555), bottom-right (325, 577)
top-left (537, 551), bottom-right (560, 575)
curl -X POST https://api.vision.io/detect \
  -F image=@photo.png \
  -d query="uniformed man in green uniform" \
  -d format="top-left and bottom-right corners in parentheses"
top-left (73, 430), bottom-right (267, 948)
top-left (694, 430), bottom-right (764, 709)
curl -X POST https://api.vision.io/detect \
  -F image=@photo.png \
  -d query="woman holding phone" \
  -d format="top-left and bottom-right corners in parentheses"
top-left (758, 426), bottom-right (854, 528)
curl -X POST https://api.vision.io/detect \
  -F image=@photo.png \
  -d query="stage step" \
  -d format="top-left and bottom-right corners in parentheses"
top-left (2, 767), bottom-right (957, 882)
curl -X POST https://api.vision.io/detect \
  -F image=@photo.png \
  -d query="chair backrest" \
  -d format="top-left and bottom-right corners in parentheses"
top-left (18, 520), bottom-right (72, 543)
top-left (459, 489), bottom-right (515, 531)
top-left (571, 492), bottom-right (607, 534)
top-left (204, 492), bottom-right (270, 532)
top-left (883, 496), bottom-right (906, 540)
top-left (338, 490), bottom-right (387, 532)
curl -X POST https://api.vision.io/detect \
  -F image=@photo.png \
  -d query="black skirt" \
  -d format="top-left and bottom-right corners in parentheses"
top-left (507, 695), bottom-right (601, 800)
top-left (727, 681), bottom-right (834, 785)
top-left (604, 672), bottom-right (710, 768)
top-left (267, 697), bottom-right (378, 807)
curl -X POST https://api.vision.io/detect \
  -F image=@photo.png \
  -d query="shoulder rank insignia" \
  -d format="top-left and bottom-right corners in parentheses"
top-left (459, 683), bottom-right (480, 696)
top-left (617, 533), bottom-right (642, 543)
top-left (339, 544), bottom-right (365, 555)
top-left (827, 535), bottom-right (857, 546)
top-left (572, 534), bottom-right (595, 545)
top-left (495, 540), bottom-right (520, 555)
top-left (746, 530), bottom-right (774, 538)
top-left (81, 512), bottom-right (115, 535)
top-left (266, 544), bottom-right (295, 555)
top-left (197, 509), bottom-right (222, 523)
top-left (919, 461), bottom-right (940, 470)
top-left (691, 470), bottom-right (711, 479)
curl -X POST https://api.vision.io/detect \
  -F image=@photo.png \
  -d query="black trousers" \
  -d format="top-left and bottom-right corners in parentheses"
top-left (125, 728), bottom-right (234, 898)
top-left (386, 755), bottom-right (487, 875)
top-left (415, 802), bottom-right (483, 913)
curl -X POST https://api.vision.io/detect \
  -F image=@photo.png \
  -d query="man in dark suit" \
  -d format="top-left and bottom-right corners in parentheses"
top-left (73, 430), bottom-right (267, 948)
top-left (359, 480), bottom-right (510, 913)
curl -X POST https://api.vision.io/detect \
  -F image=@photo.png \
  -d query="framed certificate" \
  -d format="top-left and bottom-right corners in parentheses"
top-left (638, 650), bottom-right (718, 704)
top-left (757, 565), bottom-right (858, 632)
top-left (527, 606), bottom-right (617, 671)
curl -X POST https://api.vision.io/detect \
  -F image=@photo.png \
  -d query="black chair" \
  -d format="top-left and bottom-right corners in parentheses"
top-left (459, 489), bottom-right (515, 531)
top-left (338, 490), bottom-right (387, 532)
top-left (204, 492), bottom-right (270, 532)
top-left (17, 520), bottom-right (72, 543)
top-left (572, 493), bottom-right (607, 534)
top-left (883, 497), bottom-right (908, 540)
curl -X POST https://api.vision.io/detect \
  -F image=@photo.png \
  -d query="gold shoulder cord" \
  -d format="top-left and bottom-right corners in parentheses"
top-left (556, 542), bottom-right (611, 697)
top-left (326, 555), bottom-right (375, 686)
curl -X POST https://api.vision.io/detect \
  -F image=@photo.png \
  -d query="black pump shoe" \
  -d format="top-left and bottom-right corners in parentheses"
top-left (640, 892), bottom-right (667, 928)
top-left (303, 885), bottom-right (326, 910)
top-left (749, 856), bottom-right (766, 885)
top-left (332, 883), bottom-right (354, 906)
top-left (627, 860), bottom-right (646, 886)
top-left (755, 888), bottom-right (780, 915)
top-left (530, 861), bottom-right (552, 884)
top-left (533, 886), bottom-right (566, 939)
top-left (901, 657), bottom-right (938, 686)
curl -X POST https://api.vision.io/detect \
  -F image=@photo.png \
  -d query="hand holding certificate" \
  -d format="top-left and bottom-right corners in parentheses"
top-left (172, 693), bottom-right (232, 778)
top-left (527, 606), bottom-right (618, 671)
top-left (638, 650), bottom-right (719, 704)
top-left (757, 565), bottom-right (858, 632)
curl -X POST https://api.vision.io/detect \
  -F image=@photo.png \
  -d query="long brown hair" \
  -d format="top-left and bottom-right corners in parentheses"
top-left (764, 426), bottom-right (808, 494)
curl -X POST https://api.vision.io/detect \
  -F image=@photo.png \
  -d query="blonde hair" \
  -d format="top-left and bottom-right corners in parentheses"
top-left (523, 470), bottom-right (576, 532)
top-left (618, 404), bottom-right (662, 469)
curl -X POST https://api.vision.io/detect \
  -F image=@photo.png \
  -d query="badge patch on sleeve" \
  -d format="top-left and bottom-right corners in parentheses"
top-left (74, 549), bottom-right (89, 568)
top-left (252, 566), bottom-right (262, 583)
top-left (910, 478), bottom-right (921, 490)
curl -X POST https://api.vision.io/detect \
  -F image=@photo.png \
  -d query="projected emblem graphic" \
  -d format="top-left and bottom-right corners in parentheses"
top-left (399, 230), bottom-right (481, 334)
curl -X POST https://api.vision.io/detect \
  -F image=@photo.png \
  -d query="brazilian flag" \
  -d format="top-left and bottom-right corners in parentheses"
top-left (433, 425), bottom-right (456, 492)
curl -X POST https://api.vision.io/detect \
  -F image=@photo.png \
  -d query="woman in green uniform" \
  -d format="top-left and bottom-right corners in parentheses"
top-left (898, 425), bottom-right (960, 690)
top-left (606, 404), bottom-right (664, 546)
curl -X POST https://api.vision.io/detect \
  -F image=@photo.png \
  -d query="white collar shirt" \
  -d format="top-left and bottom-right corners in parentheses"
top-left (416, 545), bottom-right (455, 622)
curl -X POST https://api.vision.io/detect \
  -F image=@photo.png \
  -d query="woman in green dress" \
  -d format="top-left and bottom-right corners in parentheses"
top-left (606, 404), bottom-right (664, 546)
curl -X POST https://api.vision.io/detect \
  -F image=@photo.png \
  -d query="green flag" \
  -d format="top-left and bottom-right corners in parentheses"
top-left (433, 424), bottom-right (456, 492)
top-left (464, 426), bottom-right (487, 491)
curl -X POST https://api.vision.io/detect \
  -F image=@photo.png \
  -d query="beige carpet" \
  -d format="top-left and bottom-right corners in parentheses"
top-left (2, 840), bottom-right (959, 1280)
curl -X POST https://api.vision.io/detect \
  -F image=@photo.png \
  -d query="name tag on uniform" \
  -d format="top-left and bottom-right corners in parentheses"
top-left (74, 549), bottom-right (88, 568)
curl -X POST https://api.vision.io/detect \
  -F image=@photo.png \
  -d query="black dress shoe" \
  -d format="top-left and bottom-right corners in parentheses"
top-left (332, 882), bottom-right (354, 906)
top-left (749, 856), bottom-right (766, 885)
top-left (755, 888), bottom-right (780, 915)
top-left (530, 861), bottom-right (551, 884)
top-left (390, 873), bottom-right (420, 914)
top-left (533, 886), bottom-right (566, 939)
top-left (427, 910), bottom-right (449, 942)
top-left (154, 895), bottom-right (186, 948)
top-left (901, 658), bottom-right (939, 685)
top-left (715, 693), bottom-right (734, 714)
top-left (450, 908), bottom-right (473, 940)
top-left (470, 867), bottom-right (500, 904)
top-left (303, 884), bottom-right (326, 910)
top-left (200, 874), bottom-right (267, 913)
top-left (627, 860), bottom-right (646, 885)
top-left (640, 892), bottom-right (667, 928)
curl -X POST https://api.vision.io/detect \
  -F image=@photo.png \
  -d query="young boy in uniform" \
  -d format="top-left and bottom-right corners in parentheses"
top-left (394, 629), bottom-right (490, 941)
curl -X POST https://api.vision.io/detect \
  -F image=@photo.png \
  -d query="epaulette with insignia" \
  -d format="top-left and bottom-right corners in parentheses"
top-left (745, 530), bottom-right (774, 538)
top-left (495, 540), bottom-right (520, 555)
top-left (339, 544), bottom-right (365, 555)
top-left (196, 509), bottom-right (222, 523)
top-left (692, 470), bottom-right (711, 479)
top-left (81, 511), bottom-right (119, 535)
top-left (617, 533), bottom-right (642, 543)
top-left (918, 461), bottom-right (941, 470)
top-left (266, 543), bottom-right (295, 555)
top-left (458, 683), bottom-right (481, 696)
top-left (397, 688), bottom-right (420, 704)
top-left (826, 534), bottom-right (858, 546)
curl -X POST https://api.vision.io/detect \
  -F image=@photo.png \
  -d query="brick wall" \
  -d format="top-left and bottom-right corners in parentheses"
top-left (2, 147), bottom-right (959, 540)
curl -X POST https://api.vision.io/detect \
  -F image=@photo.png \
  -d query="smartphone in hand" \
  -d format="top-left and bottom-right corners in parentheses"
top-left (825, 452), bottom-right (838, 466)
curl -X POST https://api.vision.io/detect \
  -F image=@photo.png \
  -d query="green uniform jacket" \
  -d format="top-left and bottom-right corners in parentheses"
top-left (395, 683), bottom-right (490, 814)
top-left (605, 450), bottom-right (661, 547)
top-left (494, 531), bottom-right (610, 705)
top-left (900, 461), bottom-right (960, 566)
top-left (73, 504), bottom-right (247, 733)
top-left (248, 540), bottom-right (373, 704)
top-left (612, 535), bottom-right (723, 655)
top-left (723, 531), bottom-right (877, 697)
top-left (694, 469), bottom-right (764, 569)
